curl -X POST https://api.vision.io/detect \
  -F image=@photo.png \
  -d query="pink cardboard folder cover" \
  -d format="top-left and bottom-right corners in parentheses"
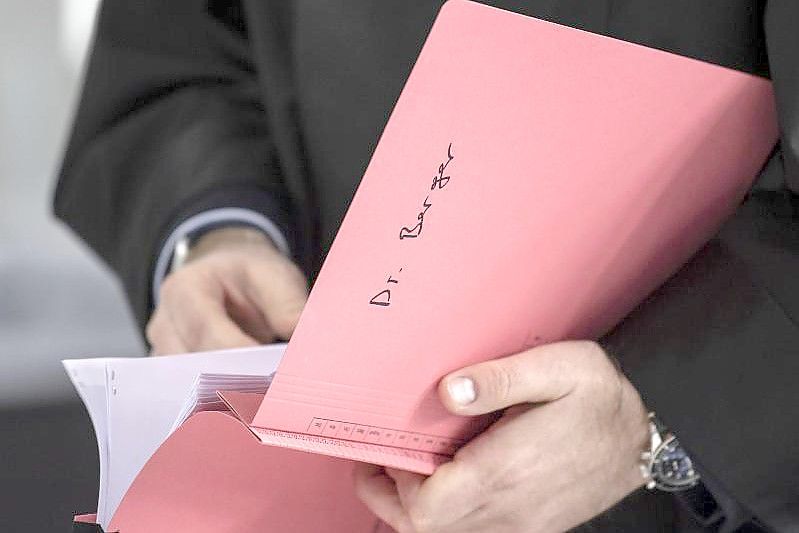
top-left (248, 0), bottom-right (778, 475)
top-left (80, 392), bottom-right (383, 533)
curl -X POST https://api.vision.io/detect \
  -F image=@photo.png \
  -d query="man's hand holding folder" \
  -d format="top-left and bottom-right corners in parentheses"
top-left (355, 340), bottom-right (650, 533)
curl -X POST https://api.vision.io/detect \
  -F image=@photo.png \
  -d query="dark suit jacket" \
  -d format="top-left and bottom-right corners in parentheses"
top-left (56, 1), bottom-right (799, 531)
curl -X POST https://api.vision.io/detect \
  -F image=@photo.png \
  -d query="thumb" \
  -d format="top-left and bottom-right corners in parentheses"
top-left (438, 340), bottom-right (598, 415)
top-left (245, 255), bottom-right (309, 339)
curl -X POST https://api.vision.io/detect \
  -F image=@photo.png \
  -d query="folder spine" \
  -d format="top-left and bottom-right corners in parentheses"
top-left (251, 427), bottom-right (450, 475)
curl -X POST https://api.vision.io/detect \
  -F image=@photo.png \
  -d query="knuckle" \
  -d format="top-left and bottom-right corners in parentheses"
top-left (583, 340), bottom-right (612, 371)
top-left (569, 340), bottom-right (602, 368)
top-left (571, 340), bottom-right (615, 387)
top-left (145, 330), bottom-right (161, 352)
top-left (580, 340), bottom-right (605, 359)
top-left (407, 505), bottom-right (436, 533)
top-left (145, 328), bottom-right (159, 350)
top-left (483, 361), bottom-right (517, 405)
top-left (145, 313), bottom-right (173, 355)
top-left (145, 311), bottom-right (168, 345)
top-left (145, 317), bottom-right (160, 344)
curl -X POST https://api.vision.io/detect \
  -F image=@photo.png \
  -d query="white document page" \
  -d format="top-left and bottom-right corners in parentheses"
top-left (63, 358), bottom-right (114, 523)
top-left (65, 343), bottom-right (286, 530)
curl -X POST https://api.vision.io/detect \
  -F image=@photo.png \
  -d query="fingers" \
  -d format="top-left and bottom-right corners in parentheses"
top-left (147, 295), bottom-right (258, 354)
top-left (243, 255), bottom-right (308, 339)
top-left (148, 267), bottom-right (260, 354)
top-left (353, 463), bottom-right (414, 533)
top-left (438, 340), bottom-right (605, 415)
top-left (146, 231), bottom-right (309, 355)
top-left (354, 464), bottom-right (486, 532)
top-left (409, 459), bottom-right (486, 529)
top-left (224, 297), bottom-right (276, 344)
top-left (384, 468), bottom-right (425, 510)
top-left (167, 285), bottom-right (260, 352)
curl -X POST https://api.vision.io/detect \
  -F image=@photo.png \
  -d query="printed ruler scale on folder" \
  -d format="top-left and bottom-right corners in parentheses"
top-left (243, 0), bottom-right (777, 475)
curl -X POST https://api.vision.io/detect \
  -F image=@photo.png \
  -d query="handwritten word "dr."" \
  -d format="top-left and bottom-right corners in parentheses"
top-left (369, 270), bottom-right (402, 307)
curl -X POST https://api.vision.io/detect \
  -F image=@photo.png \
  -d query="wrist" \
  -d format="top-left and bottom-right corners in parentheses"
top-left (620, 380), bottom-right (652, 487)
top-left (185, 226), bottom-right (275, 263)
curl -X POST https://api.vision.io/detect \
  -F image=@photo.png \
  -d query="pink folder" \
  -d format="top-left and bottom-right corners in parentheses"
top-left (247, 0), bottom-right (778, 474)
top-left (95, 392), bottom-right (383, 533)
top-left (74, 2), bottom-right (779, 529)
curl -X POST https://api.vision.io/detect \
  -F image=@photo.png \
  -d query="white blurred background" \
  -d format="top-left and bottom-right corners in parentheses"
top-left (1, 1), bottom-right (143, 530)
top-left (0, 0), bottom-right (142, 406)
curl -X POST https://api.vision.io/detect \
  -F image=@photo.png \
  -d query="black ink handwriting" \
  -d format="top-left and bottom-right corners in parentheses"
top-left (431, 143), bottom-right (454, 190)
top-left (372, 143), bottom-right (453, 308)
top-left (399, 196), bottom-right (432, 240)
top-left (369, 270), bottom-right (403, 307)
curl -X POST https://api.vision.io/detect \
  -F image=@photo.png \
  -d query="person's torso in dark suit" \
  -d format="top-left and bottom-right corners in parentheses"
top-left (59, 2), bottom-right (797, 530)
top-left (236, 0), bottom-right (769, 268)
top-left (236, 6), bottom-right (776, 529)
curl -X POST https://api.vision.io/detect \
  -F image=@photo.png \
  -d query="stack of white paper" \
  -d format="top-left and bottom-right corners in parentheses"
top-left (170, 373), bottom-right (273, 433)
top-left (63, 343), bottom-right (285, 530)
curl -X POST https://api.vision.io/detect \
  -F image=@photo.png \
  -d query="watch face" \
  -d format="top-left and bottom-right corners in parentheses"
top-left (652, 435), bottom-right (700, 491)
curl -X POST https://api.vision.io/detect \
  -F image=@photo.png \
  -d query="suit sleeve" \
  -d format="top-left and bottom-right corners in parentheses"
top-left (600, 3), bottom-right (799, 529)
top-left (54, 0), bottom-right (299, 330)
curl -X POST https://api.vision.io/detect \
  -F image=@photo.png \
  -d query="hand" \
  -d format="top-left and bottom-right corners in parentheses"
top-left (354, 340), bottom-right (650, 533)
top-left (146, 226), bottom-right (308, 355)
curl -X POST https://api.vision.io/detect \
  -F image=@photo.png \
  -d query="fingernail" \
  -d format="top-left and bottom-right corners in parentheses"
top-left (447, 376), bottom-right (476, 405)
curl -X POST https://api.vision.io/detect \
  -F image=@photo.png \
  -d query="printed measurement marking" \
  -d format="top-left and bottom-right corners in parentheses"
top-left (306, 417), bottom-right (462, 455)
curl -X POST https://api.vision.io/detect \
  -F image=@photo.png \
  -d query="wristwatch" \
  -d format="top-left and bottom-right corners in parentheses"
top-left (640, 412), bottom-right (701, 492)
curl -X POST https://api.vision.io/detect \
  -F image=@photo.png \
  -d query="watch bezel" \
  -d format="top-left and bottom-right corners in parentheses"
top-left (649, 434), bottom-right (701, 492)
